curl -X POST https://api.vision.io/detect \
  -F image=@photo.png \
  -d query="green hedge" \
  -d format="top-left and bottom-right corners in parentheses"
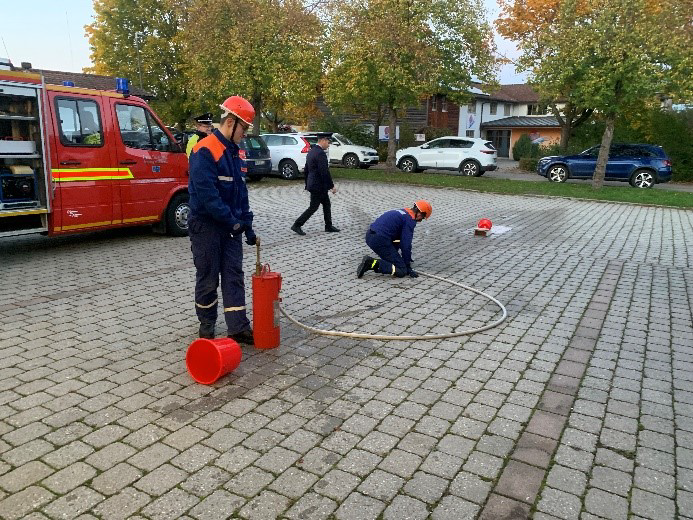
top-left (519, 158), bottom-right (539, 171)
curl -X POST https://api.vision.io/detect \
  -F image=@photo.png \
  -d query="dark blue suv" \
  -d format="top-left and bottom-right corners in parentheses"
top-left (537, 143), bottom-right (672, 188)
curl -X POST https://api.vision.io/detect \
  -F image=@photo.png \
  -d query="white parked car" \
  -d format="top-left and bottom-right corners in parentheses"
top-left (260, 133), bottom-right (312, 179)
top-left (396, 136), bottom-right (498, 176)
top-left (304, 132), bottom-right (379, 169)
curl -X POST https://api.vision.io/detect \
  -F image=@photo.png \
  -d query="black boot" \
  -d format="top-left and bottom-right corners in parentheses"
top-left (291, 223), bottom-right (306, 236)
top-left (325, 225), bottom-right (340, 232)
top-left (199, 323), bottom-right (215, 339)
top-left (228, 328), bottom-right (254, 346)
top-left (357, 255), bottom-right (376, 278)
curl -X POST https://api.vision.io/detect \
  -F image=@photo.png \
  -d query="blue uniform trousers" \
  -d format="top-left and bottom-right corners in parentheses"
top-left (189, 216), bottom-right (250, 334)
top-left (365, 230), bottom-right (407, 277)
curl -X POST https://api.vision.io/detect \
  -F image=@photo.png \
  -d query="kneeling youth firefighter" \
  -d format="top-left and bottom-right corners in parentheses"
top-left (357, 200), bottom-right (432, 279)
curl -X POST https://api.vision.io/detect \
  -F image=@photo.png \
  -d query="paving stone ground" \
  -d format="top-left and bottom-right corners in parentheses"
top-left (0, 180), bottom-right (691, 520)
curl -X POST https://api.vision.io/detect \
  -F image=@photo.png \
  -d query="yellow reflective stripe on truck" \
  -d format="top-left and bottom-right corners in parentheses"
top-left (52, 168), bottom-right (134, 182)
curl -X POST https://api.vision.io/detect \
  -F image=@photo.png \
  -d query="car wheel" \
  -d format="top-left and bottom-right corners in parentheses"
top-left (548, 165), bottom-right (568, 182)
top-left (279, 160), bottom-right (299, 180)
top-left (343, 153), bottom-right (360, 169)
top-left (165, 193), bottom-right (190, 237)
top-left (460, 160), bottom-right (480, 176)
top-left (398, 157), bottom-right (417, 173)
top-left (630, 169), bottom-right (655, 188)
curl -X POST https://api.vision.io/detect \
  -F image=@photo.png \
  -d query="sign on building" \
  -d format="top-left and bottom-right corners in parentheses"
top-left (379, 126), bottom-right (400, 141)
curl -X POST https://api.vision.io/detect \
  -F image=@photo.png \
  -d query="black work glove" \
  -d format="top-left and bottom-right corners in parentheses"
top-left (245, 229), bottom-right (257, 246)
top-left (408, 267), bottom-right (419, 278)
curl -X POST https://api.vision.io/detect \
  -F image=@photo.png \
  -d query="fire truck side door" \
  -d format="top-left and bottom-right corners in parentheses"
top-left (112, 101), bottom-right (182, 226)
top-left (48, 92), bottom-right (115, 233)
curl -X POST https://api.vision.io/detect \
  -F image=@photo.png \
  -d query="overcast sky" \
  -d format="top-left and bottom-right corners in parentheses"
top-left (1, 0), bottom-right (526, 83)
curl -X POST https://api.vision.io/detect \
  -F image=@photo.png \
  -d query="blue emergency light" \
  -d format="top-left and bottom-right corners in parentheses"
top-left (62, 81), bottom-right (75, 87)
top-left (116, 77), bottom-right (130, 96)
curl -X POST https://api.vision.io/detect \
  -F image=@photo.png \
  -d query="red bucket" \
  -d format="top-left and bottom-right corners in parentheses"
top-left (186, 338), bottom-right (242, 384)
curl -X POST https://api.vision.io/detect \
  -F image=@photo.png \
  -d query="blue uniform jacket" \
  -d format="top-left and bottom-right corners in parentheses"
top-left (370, 209), bottom-right (417, 266)
top-left (304, 144), bottom-right (334, 193)
top-left (188, 129), bottom-right (253, 233)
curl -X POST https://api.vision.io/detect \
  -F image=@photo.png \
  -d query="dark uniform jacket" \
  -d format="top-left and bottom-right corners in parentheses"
top-left (304, 144), bottom-right (334, 193)
top-left (188, 129), bottom-right (253, 233)
top-left (370, 209), bottom-right (417, 266)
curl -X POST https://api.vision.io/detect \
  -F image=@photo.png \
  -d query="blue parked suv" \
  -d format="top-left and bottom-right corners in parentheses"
top-left (537, 143), bottom-right (672, 188)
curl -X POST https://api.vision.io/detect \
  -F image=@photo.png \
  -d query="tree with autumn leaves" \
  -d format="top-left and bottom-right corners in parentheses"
top-left (499, 0), bottom-right (692, 188)
top-left (324, 0), bottom-right (498, 166)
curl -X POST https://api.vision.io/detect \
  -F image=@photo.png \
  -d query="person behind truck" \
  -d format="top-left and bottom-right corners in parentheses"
top-left (187, 97), bottom-right (257, 344)
top-left (290, 132), bottom-right (340, 235)
top-left (356, 200), bottom-right (432, 279)
top-left (185, 112), bottom-right (214, 157)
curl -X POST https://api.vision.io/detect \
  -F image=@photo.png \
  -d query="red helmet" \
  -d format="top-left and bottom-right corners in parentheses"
top-left (219, 96), bottom-right (255, 125)
top-left (414, 200), bottom-right (432, 219)
top-left (477, 218), bottom-right (492, 230)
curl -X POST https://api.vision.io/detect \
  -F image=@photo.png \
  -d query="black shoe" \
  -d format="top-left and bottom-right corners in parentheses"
top-left (291, 224), bottom-right (306, 236)
top-left (325, 225), bottom-right (340, 232)
top-left (357, 255), bottom-right (374, 278)
top-left (228, 328), bottom-right (254, 346)
top-left (199, 323), bottom-right (215, 339)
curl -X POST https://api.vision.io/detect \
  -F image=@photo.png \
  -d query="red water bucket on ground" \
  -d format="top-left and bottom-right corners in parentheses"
top-left (186, 338), bottom-right (242, 384)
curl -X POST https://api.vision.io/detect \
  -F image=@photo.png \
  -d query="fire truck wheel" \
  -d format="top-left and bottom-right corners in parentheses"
top-left (166, 193), bottom-right (190, 236)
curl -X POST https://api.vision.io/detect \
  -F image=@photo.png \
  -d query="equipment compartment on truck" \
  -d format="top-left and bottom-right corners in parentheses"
top-left (0, 72), bottom-right (50, 236)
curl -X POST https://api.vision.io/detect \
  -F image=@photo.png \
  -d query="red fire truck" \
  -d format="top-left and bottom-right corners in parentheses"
top-left (0, 68), bottom-right (190, 238)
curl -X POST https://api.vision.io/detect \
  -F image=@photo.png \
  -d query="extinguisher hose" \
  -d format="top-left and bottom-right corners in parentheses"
top-left (278, 271), bottom-right (507, 341)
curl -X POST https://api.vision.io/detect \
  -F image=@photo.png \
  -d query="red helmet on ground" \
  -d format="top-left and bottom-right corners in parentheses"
top-left (219, 96), bottom-right (255, 125)
top-left (414, 200), bottom-right (432, 219)
top-left (477, 218), bottom-right (492, 230)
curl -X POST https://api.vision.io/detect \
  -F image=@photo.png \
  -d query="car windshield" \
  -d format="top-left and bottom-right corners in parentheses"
top-left (334, 133), bottom-right (354, 145)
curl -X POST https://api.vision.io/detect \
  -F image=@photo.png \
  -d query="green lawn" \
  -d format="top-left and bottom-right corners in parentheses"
top-left (251, 169), bottom-right (693, 209)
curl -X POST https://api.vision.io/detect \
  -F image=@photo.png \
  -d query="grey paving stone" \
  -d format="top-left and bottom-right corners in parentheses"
top-left (546, 464), bottom-right (587, 496)
top-left (431, 495), bottom-right (479, 520)
top-left (334, 491), bottom-right (385, 520)
top-left (0, 485), bottom-right (55, 520)
top-left (42, 462), bottom-right (97, 494)
top-left (91, 462), bottom-right (143, 495)
top-left (403, 471), bottom-right (448, 504)
top-left (536, 487), bottom-right (582, 520)
top-left (133, 463), bottom-right (187, 495)
top-left (584, 487), bottom-right (629, 520)
top-left (630, 488), bottom-right (676, 520)
top-left (267, 467), bottom-right (318, 499)
top-left (141, 488), bottom-right (200, 520)
top-left (188, 490), bottom-right (244, 520)
top-left (41, 486), bottom-right (104, 520)
top-left (92, 487), bottom-right (150, 520)
top-left (383, 495), bottom-right (429, 520)
top-left (378, 449), bottom-right (422, 479)
top-left (479, 493), bottom-right (531, 520)
top-left (357, 469), bottom-right (403, 501)
top-left (314, 468), bottom-right (360, 501)
top-left (0, 461), bottom-right (53, 493)
top-left (284, 491), bottom-right (337, 520)
top-left (495, 460), bottom-right (545, 504)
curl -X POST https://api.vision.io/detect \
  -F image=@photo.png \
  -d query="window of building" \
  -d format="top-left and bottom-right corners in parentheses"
top-left (116, 104), bottom-right (175, 151)
top-left (490, 102), bottom-right (497, 115)
top-left (56, 98), bottom-right (103, 146)
top-left (441, 97), bottom-right (447, 112)
top-left (527, 104), bottom-right (548, 115)
top-left (431, 96), bottom-right (437, 111)
top-left (466, 130), bottom-right (475, 137)
top-left (467, 102), bottom-right (476, 114)
top-left (504, 104), bottom-right (511, 116)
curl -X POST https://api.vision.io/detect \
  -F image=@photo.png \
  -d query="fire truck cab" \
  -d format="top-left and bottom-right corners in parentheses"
top-left (0, 68), bottom-right (189, 238)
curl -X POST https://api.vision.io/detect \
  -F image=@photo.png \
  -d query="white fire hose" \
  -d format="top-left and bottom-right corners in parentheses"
top-left (279, 271), bottom-right (507, 340)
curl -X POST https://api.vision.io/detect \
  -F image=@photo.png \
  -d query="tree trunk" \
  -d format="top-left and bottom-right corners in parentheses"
top-left (386, 106), bottom-right (397, 168)
top-left (252, 96), bottom-right (263, 133)
top-left (592, 115), bottom-right (615, 189)
top-left (373, 107), bottom-right (383, 150)
top-left (559, 123), bottom-right (572, 152)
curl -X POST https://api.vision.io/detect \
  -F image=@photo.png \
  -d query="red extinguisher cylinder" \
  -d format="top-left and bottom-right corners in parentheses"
top-left (252, 266), bottom-right (282, 349)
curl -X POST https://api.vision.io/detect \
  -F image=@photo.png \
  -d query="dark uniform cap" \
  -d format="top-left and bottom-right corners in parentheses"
top-left (194, 113), bottom-right (214, 124)
top-left (316, 132), bottom-right (333, 139)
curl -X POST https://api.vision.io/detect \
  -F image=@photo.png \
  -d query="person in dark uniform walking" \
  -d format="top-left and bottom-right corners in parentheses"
top-left (188, 96), bottom-right (257, 344)
top-left (186, 113), bottom-right (214, 157)
top-left (291, 132), bottom-right (340, 235)
top-left (357, 200), bottom-right (432, 279)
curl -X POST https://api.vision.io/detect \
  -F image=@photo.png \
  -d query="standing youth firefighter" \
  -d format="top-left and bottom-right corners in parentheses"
top-left (185, 112), bottom-right (214, 157)
top-left (357, 200), bottom-right (432, 279)
top-left (188, 96), bottom-right (257, 344)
